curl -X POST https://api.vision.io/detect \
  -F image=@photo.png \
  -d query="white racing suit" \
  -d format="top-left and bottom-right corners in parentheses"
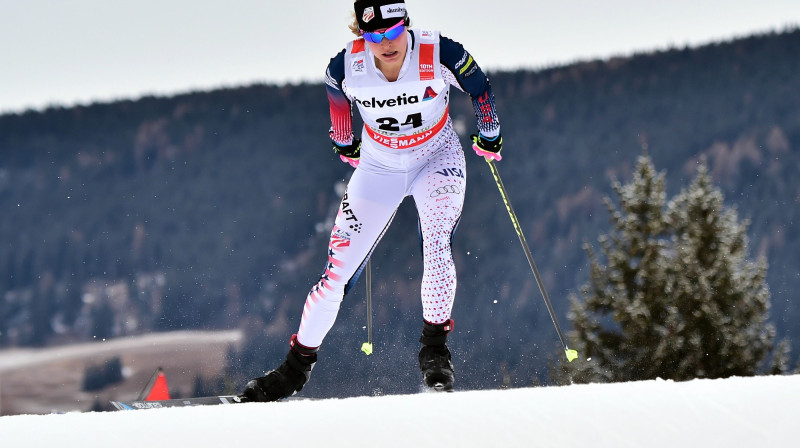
top-left (297, 28), bottom-right (500, 348)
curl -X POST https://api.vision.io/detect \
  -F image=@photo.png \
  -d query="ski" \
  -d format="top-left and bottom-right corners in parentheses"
top-left (110, 395), bottom-right (242, 410)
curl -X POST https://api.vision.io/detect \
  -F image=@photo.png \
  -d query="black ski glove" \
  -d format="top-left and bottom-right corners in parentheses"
top-left (471, 133), bottom-right (503, 161)
top-left (332, 138), bottom-right (361, 168)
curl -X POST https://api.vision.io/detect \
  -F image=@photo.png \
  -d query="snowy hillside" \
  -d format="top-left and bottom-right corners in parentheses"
top-left (0, 374), bottom-right (796, 447)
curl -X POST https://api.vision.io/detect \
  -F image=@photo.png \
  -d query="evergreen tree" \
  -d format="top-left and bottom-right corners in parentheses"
top-left (664, 162), bottom-right (773, 378)
top-left (564, 156), bottom-right (776, 383)
top-left (82, 356), bottom-right (124, 391)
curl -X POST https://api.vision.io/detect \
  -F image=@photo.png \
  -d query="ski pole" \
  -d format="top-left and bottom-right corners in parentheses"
top-left (137, 367), bottom-right (163, 400)
top-left (361, 259), bottom-right (374, 355)
top-left (486, 159), bottom-right (578, 362)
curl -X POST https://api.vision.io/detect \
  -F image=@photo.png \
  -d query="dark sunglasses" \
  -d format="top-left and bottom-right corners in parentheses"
top-left (361, 20), bottom-right (406, 44)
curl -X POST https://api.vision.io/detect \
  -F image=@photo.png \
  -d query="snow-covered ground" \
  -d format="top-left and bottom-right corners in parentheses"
top-left (0, 374), bottom-right (795, 447)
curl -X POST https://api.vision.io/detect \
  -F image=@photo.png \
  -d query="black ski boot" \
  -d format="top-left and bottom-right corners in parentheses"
top-left (241, 335), bottom-right (318, 402)
top-left (418, 319), bottom-right (455, 392)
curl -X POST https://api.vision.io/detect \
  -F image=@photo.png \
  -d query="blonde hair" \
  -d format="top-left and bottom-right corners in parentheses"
top-left (348, 12), bottom-right (360, 37)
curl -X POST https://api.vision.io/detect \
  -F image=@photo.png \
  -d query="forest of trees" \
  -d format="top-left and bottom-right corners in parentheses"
top-left (1, 28), bottom-right (799, 396)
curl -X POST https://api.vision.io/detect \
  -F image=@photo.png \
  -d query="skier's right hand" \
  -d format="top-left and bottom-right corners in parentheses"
top-left (332, 138), bottom-right (361, 168)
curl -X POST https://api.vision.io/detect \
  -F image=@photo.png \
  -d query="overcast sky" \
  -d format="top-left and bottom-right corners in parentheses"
top-left (1, 0), bottom-right (799, 114)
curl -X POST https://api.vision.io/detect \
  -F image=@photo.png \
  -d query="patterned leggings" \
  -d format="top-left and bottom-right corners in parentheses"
top-left (296, 123), bottom-right (466, 348)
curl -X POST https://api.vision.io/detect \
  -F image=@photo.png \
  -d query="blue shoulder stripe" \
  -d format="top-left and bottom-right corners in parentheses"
top-left (326, 49), bottom-right (347, 91)
top-left (439, 35), bottom-right (489, 97)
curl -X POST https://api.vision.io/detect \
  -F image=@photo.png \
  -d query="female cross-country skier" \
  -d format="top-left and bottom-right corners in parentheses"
top-left (241, 0), bottom-right (502, 401)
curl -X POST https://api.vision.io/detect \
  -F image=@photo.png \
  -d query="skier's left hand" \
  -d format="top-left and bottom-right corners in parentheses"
top-left (471, 133), bottom-right (502, 161)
